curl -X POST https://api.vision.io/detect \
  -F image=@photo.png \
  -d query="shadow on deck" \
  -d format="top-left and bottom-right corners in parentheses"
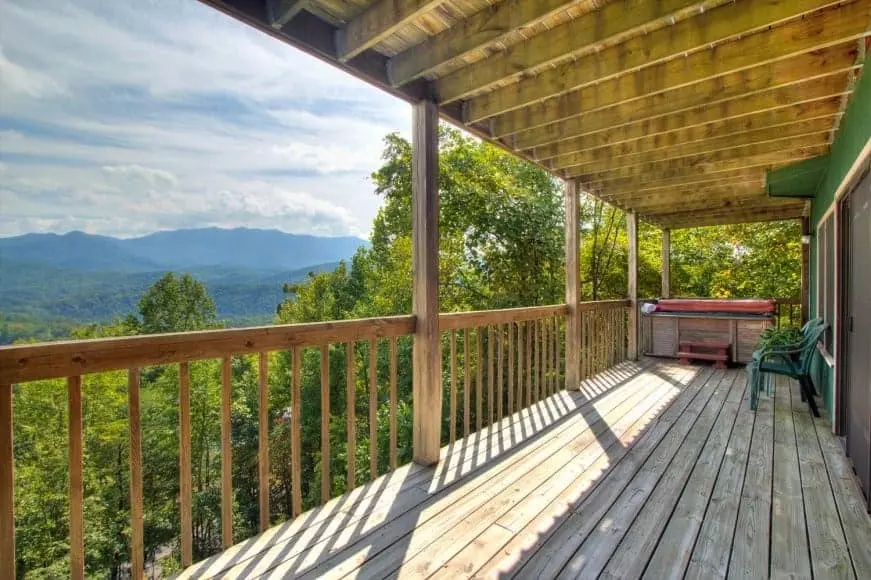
top-left (178, 360), bottom-right (871, 579)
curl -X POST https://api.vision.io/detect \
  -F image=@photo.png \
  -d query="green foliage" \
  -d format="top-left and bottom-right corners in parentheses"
top-left (134, 273), bottom-right (218, 334)
top-left (758, 326), bottom-right (803, 351)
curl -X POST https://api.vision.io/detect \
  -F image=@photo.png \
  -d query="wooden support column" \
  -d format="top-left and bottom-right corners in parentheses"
top-left (0, 383), bottom-right (13, 580)
top-left (564, 180), bottom-right (582, 389)
top-left (627, 211), bottom-right (639, 361)
top-left (661, 228), bottom-right (671, 299)
top-left (800, 216), bottom-right (810, 325)
top-left (411, 98), bottom-right (441, 466)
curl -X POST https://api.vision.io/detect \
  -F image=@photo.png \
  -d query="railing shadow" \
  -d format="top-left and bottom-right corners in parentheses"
top-left (178, 359), bottom-right (682, 578)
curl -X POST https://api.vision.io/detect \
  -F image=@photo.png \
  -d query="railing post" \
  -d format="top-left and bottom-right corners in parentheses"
top-left (564, 180), bottom-right (582, 389)
top-left (0, 383), bottom-right (14, 579)
top-left (411, 98), bottom-right (442, 465)
top-left (800, 216), bottom-right (810, 325)
top-left (661, 228), bottom-right (671, 299)
top-left (627, 211), bottom-right (639, 361)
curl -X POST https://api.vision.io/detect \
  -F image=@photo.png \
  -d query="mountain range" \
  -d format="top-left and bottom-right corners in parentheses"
top-left (0, 228), bottom-right (366, 341)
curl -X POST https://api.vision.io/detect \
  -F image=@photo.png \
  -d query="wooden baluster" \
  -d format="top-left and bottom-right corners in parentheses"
top-left (497, 325), bottom-right (504, 422)
top-left (476, 329), bottom-right (483, 433)
top-left (346, 342), bottom-right (356, 489)
top-left (581, 312), bottom-right (590, 380)
top-left (487, 326), bottom-right (494, 426)
top-left (0, 383), bottom-right (12, 580)
top-left (291, 348), bottom-right (302, 516)
top-left (543, 318), bottom-right (550, 397)
top-left (369, 338), bottom-right (378, 480)
top-left (258, 353), bottom-right (270, 532)
top-left (320, 346), bottom-right (330, 504)
top-left (463, 328), bottom-right (471, 437)
top-left (389, 337), bottom-right (398, 470)
top-left (526, 321), bottom-right (532, 409)
top-left (220, 358), bottom-right (233, 547)
top-left (128, 369), bottom-right (144, 579)
top-left (449, 331), bottom-right (457, 445)
top-left (68, 376), bottom-right (84, 580)
top-left (534, 320), bottom-right (540, 402)
top-left (179, 362), bottom-right (193, 567)
top-left (508, 323), bottom-right (515, 415)
top-left (555, 317), bottom-right (562, 391)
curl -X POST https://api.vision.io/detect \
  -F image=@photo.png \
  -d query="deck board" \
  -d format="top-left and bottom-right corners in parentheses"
top-left (179, 360), bottom-right (871, 580)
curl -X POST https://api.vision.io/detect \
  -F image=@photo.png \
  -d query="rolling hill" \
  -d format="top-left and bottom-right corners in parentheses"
top-left (0, 228), bottom-right (365, 342)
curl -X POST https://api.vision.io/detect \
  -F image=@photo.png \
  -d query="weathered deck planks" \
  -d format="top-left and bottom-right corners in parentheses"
top-left (179, 361), bottom-right (871, 580)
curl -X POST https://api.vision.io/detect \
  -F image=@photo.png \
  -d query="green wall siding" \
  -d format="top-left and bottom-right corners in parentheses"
top-left (808, 65), bottom-right (871, 422)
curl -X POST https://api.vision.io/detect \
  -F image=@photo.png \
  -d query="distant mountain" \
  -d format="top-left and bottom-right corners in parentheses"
top-left (0, 228), bottom-right (367, 272)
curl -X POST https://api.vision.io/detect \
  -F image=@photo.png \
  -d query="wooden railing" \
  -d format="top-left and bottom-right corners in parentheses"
top-left (0, 301), bottom-right (632, 577)
top-left (0, 316), bottom-right (414, 579)
top-left (773, 297), bottom-right (802, 329)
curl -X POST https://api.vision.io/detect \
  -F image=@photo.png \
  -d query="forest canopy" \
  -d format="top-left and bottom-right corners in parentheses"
top-left (10, 126), bottom-right (800, 577)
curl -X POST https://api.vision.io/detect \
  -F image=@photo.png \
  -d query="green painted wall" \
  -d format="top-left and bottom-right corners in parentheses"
top-left (808, 65), bottom-right (871, 423)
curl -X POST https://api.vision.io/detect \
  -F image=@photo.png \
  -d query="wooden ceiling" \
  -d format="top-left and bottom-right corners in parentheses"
top-left (201, 0), bottom-right (871, 229)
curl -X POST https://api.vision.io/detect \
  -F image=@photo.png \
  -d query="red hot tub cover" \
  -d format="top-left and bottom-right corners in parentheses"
top-left (654, 298), bottom-right (775, 314)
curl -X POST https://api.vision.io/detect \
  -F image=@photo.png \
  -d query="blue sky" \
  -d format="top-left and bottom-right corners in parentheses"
top-left (0, 0), bottom-right (412, 238)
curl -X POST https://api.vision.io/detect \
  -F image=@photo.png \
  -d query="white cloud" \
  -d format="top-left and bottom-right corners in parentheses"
top-left (0, 0), bottom-right (413, 239)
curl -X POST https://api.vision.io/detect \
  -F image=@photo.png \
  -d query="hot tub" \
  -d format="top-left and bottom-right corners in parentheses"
top-left (641, 298), bottom-right (775, 364)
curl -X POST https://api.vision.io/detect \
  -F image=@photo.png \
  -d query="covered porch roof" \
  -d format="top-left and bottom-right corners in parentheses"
top-left (201, 0), bottom-right (870, 228)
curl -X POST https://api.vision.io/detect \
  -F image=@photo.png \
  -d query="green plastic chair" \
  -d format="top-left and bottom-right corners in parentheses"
top-left (751, 317), bottom-right (824, 396)
top-left (747, 323), bottom-right (827, 416)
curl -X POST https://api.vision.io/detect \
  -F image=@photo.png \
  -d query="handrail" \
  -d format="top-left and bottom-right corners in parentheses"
top-left (578, 299), bottom-right (631, 311)
top-left (0, 315), bottom-right (415, 384)
top-left (438, 304), bottom-right (568, 331)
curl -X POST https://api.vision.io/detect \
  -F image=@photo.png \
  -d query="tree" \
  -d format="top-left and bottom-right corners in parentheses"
top-left (135, 273), bottom-right (218, 334)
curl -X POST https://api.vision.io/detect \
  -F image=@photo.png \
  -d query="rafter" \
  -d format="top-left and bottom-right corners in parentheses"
top-left (388, 0), bottom-right (582, 86)
top-left (553, 118), bottom-right (834, 172)
top-left (579, 145), bottom-right (830, 189)
top-left (434, 0), bottom-right (713, 104)
top-left (515, 69), bottom-right (855, 151)
top-left (597, 169), bottom-right (769, 197)
top-left (533, 97), bottom-right (843, 162)
top-left (337, 0), bottom-right (446, 63)
top-left (634, 194), bottom-right (787, 215)
top-left (492, 13), bottom-right (868, 137)
top-left (467, 0), bottom-right (859, 123)
top-left (265, 0), bottom-right (313, 29)
top-left (653, 204), bottom-right (806, 228)
top-left (605, 182), bottom-right (766, 206)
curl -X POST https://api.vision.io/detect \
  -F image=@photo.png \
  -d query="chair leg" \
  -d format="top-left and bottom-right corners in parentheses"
top-left (798, 375), bottom-right (821, 418)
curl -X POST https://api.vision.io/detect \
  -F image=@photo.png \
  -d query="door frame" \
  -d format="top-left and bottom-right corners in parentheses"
top-left (825, 138), bottom-right (871, 436)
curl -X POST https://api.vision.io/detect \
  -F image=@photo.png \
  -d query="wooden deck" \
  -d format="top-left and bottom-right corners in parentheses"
top-left (180, 360), bottom-right (871, 579)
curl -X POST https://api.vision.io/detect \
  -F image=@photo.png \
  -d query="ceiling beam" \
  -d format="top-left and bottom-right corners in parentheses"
top-left (467, 0), bottom-right (859, 123)
top-left (635, 194), bottom-right (792, 215)
top-left (597, 168), bottom-right (769, 196)
top-left (265, 0), bottom-right (312, 28)
top-left (652, 205), bottom-right (806, 228)
top-left (571, 139), bottom-right (830, 183)
top-left (605, 182), bottom-right (766, 206)
top-left (515, 68), bottom-right (854, 151)
top-left (388, 0), bottom-right (581, 86)
top-left (533, 97), bottom-right (843, 162)
top-left (490, 11), bottom-right (869, 137)
top-left (553, 119), bottom-right (834, 172)
top-left (337, 0), bottom-right (446, 63)
top-left (434, 0), bottom-right (711, 104)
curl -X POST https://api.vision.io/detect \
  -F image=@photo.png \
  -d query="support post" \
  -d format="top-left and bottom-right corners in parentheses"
top-left (411, 99), bottom-right (441, 465)
top-left (627, 211), bottom-right (639, 361)
top-left (564, 180), bottom-right (582, 389)
top-left (800, 216), bottom-right (810, 325)
top-left (661, 228), bottom-right (671, 299)
top-left (0, 383), bottom-right (13, 580)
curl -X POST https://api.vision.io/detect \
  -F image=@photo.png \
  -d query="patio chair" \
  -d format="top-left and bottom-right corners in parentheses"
top-left (751, 317), bottom-right (824, 395)
top-left (747, 323), bottom-right (828, 416)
